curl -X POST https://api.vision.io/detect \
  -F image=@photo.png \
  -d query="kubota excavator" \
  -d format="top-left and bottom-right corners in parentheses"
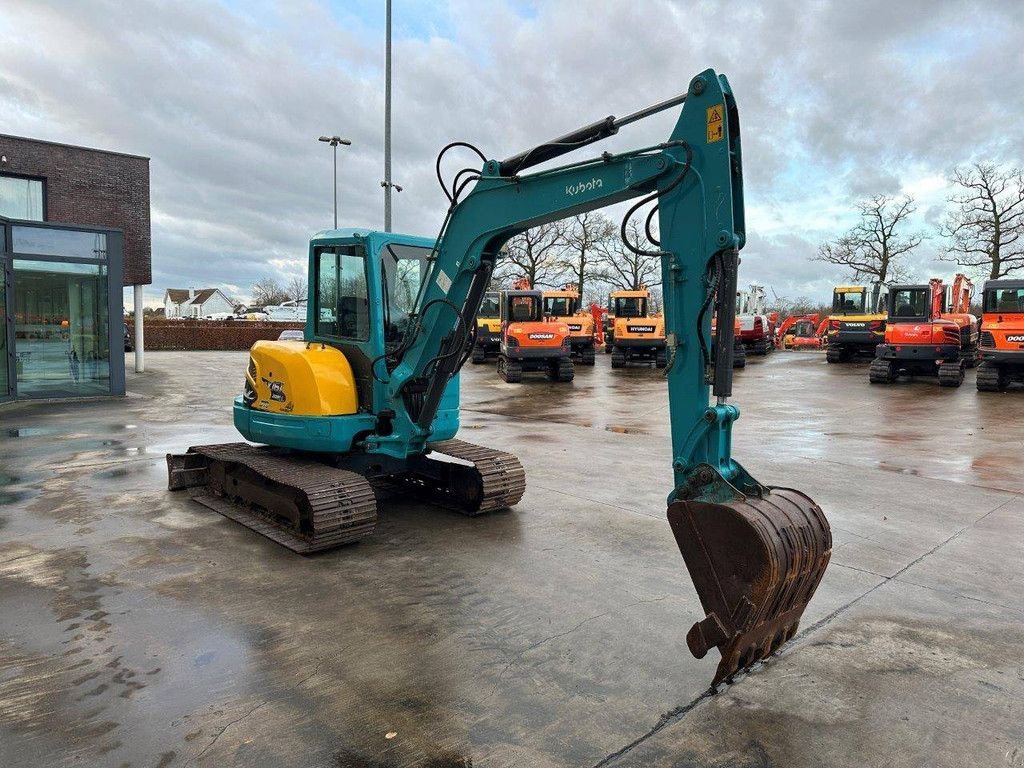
top-left (976, 279), bottom-right (1024, 391)
top-left (869, 274), bottom-right (978, 387)
top-left (167, 70), bottom-right (830, 687)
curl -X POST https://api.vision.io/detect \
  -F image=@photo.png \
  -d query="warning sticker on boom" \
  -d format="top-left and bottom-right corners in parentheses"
top-left (706, 104), bottom-right (724, 143)
top-left (435, 268), bottom-right (452, 293)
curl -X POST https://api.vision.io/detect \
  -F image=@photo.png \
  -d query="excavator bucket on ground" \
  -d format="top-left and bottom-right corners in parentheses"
top-left (668, 488), bottom-right (831, 686)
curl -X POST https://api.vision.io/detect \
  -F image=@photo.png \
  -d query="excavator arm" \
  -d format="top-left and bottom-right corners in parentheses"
top-left (370, 69), bottom-right (831, 685)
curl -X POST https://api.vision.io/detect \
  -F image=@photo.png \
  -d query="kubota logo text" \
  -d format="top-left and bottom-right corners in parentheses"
top-left (565, 178), bottom-right (603, 196)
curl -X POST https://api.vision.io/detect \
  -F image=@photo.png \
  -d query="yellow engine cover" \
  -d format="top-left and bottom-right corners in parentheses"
top-left (245, 340), bottom-right (359, 416)
top-left (478, 317), bottom-right (501, 332)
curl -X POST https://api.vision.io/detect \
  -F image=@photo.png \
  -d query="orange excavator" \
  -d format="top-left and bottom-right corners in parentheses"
top-left (976, 279), bottom-right (1024, 391)
top-left (777, 314), bottom-right (827, 350)
top-left (543, 285), bottom-right (597, 365)
top-left (498, 279), bottom-right (573, 382)
top-left (869, 274), bottom-right (978, 387)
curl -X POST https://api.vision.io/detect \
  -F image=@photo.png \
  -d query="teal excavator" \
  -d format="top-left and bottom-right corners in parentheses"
top-left (168, 70), bottom-right (831, 686)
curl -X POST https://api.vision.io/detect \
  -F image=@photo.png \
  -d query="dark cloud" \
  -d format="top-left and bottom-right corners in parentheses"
top-left (1, 0), bottom-right (1020, 304)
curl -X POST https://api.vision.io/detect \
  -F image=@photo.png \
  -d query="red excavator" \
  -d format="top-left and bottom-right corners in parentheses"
top-left (777, 314), bottom-right (826, 350)
top-left (869, 274), bottom-right (978, 387)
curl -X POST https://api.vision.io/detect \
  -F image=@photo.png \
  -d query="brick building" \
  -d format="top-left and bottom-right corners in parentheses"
top-left (0, 134), bottom-right (151, 402)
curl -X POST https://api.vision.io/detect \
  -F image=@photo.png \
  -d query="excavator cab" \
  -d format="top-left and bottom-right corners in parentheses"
top-left (497, 289), bottom-right (572, 382)
top-left (977, 280), bottom-right (1024, 391)
top-left (471, 290), bottom-right (502, 363)
top-left (543, 287), bottom-right (597, 364)
top-left (826, 284), bottom-right (887, 362)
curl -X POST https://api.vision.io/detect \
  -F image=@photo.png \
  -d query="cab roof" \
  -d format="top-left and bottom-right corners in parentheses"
top-left (309, 228), bottom-right (436, 250)
top-left (834, 286), bottom-right (866, 292)
top-left (609, 290), bottom-right (649, 298)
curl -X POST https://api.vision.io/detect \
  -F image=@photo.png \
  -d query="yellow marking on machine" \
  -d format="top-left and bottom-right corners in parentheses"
top-left (706, 104), bottom-right (724, 143)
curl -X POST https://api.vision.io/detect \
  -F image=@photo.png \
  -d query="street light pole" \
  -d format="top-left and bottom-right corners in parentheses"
top-left (384, 0), bottom-right (393, 231)
top-left (318, 135), bottom-right (352, 229)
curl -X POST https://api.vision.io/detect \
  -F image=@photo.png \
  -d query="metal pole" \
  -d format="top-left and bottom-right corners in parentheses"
top-left (133, 284), bottom-right (145, 373)
top-left (333, 142), bottom-right (338, 230)
top-left (384, 0), bottom-right (392, 232)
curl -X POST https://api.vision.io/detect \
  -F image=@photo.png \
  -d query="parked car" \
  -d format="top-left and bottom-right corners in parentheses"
top-left (203, 312), bottom-right (235, 321)
top-left (277, 329), bottom-right (304, 341)
top-left (264, 300), bottom-right (307, 322)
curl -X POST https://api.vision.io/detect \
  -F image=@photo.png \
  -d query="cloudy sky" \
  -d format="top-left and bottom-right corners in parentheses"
top-left (2, 0), bottom-right (1022, 306)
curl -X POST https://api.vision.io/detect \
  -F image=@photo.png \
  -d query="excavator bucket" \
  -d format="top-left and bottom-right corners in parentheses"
top-left (668, 487), bottom-right (831, 686)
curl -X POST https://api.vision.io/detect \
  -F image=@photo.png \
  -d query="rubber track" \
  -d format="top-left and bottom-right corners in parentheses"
top-left (187, 442), bottom-right (377, 553)
top-left (386, 438), bottom-right (526, 516)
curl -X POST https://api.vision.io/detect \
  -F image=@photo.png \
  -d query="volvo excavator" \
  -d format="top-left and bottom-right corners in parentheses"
top-left (167, 70), bottom-right (831, 687)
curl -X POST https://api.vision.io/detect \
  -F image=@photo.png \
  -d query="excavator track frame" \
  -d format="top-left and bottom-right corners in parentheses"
top-left (168, 439), bottom-right (525, 553)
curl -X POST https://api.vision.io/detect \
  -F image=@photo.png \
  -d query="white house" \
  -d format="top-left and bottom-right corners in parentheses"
top-left (163, 288), bottom-right (235, 318)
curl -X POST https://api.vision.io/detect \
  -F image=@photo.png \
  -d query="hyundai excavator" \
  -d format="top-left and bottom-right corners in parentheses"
top-left (167, 70), bottom-right (831, 687)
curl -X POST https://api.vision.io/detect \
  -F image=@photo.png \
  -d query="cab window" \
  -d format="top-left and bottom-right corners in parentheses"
top-left (890, 289), bottom-right (928, 318)
top-left (833, 291), bottom-right (866, 314)
top-left (984, 287), bottom-right (1024, 313)
top-left (544, 297), bottom-right (574, 317)
top-left (614, 296), bottom-right (646, 318)
top-left (381, 243), bottom-right (431, 344)
top-left (315, 246), bottom-right (370, 340)
top-left (479, 293), bottom-right (500, 317)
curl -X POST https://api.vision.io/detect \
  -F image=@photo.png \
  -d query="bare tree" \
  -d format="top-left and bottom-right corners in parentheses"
top-left (939, 163), bottom-right (1024, 279)
top-left (815, 195), bottom-right (921, 284)
top-left (495, 220), bottom-right (568, 287)
top-left (557, 213), bottom-right (616, 296)
top-left (251, 278), bottom-right (289, 307)
top-left (286, 274), bottom-right (308, 302)
top-left (592, 220), bottom-right (662, 290)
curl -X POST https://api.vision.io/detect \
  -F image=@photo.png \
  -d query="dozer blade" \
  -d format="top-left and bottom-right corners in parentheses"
top-left (668, 487), bottom-right (831, 686)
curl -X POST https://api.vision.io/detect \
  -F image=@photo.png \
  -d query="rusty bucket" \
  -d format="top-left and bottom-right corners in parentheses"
top-left (668, 487), bottom-right (831, 686)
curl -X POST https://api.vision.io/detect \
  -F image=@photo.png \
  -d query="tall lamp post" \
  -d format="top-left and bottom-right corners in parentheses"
top-left (383, 0), bottom-right (393, 231)
top-left (318, 135), bottom-right (352, 229)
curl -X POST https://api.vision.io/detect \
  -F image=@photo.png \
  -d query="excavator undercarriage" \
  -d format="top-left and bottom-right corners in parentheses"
top-left (168, 439), bottom-right (525, 554)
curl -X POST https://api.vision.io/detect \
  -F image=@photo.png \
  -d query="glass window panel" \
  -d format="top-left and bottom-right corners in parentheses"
top-left (479, 292), bottom-right (499, 317)
top-left (13, 227), bottom-right (107, 259)
top-left (891, 289), bottom-right (928, 318)
top-left (0, 231), bottom-right (8, 399)
top-left (381, 243), bottom-right (430, 343)
top-left (314, 246), bottom-right (369, 340)
top-left (13, 259), bottom-right (110, 397)
top-left (0, 176), bottom-right (44, 221)
top-left (984, 287), bottom-right (1024, 313)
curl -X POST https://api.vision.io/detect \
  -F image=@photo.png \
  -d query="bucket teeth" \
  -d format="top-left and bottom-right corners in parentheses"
top-left (668, 487), bottom-right (831, 686)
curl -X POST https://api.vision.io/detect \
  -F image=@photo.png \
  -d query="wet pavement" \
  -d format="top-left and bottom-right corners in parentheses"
top-left (0, 349), bottom-right (1021, 767)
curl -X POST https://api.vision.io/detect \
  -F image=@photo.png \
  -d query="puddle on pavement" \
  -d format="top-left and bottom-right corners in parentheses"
top-left (7, 427), bottom-right (60, 438)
